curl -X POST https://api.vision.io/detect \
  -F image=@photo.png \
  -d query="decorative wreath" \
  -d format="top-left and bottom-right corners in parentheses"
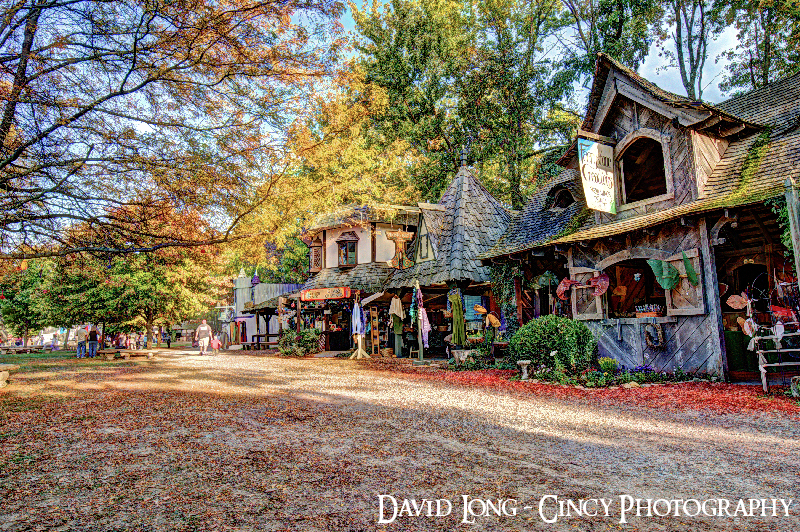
top-left (643, 322), bottom-right (665, 349)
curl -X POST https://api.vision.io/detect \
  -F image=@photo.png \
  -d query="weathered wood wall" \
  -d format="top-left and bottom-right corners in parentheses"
top-left (589, 97), bottom-right (695, 224)
top-left (568, 218), bottom-right (725, 375)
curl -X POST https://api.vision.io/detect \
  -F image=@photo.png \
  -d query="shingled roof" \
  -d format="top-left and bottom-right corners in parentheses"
top-left (486, 60), bottom-right (800, 254)
top-left (304, 204), bottom-right (420, 236)
top-left (302, 263), bottom-right (394, 293)
top-left (480, 169), bottom-right (587, 260)
top-left (385, 166), bottom-right (512, 288)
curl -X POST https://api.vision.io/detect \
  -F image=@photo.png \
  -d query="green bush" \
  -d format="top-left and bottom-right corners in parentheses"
top-left (597, 356), bottom-right (618, 374)
top-left (278, 329), bottom-right (321, 356)
top-left (508, 315), bottom-right (597, 373)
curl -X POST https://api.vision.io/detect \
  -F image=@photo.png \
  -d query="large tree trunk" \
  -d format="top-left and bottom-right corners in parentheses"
top-left (145, 312), bottom-right (153, 349)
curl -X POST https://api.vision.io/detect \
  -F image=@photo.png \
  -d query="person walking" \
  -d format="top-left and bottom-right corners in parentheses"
top-left (210, 335), bottom-right (221, 356)
top-left (87, 326), bottom-right (99, 358)
top-left (194, 320), bottom-right (212, 355)
top-left (75, 326), bottom-right (87, 358)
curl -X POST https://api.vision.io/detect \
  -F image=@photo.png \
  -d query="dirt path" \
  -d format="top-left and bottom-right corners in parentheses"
top-left (1, 353), bottom-right (798, 531)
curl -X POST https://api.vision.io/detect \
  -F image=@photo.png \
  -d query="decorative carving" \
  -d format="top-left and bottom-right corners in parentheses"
top-left (386, 230), bottom-right (414, 269)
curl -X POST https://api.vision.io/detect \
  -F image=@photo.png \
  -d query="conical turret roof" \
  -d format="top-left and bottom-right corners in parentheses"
top-left (386, 166), bottom-right (511, 288)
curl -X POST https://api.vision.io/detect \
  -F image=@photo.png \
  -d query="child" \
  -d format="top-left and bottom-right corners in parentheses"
top-left (210, 335), bottom-right (221, 356)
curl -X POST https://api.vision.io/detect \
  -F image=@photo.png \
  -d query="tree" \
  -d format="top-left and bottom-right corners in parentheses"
top-left (0, 260), bottom-right (49, 342)
top-left (712, 0), bottom-right (797, 93)
top-left (457, 0), bottom-right (578, 208)
top-left (351, 0), bottom-right (476, 201)
top-left (36, 206), bottom-right (228, 347)
top-left (351, 0), bottom-right (579, 207)
top-left (657, 0), bottom-right (714, 99)
top-left (558, 0), bottom-right (664, 86)
top-left (0, 0), bottom-right (345, 259)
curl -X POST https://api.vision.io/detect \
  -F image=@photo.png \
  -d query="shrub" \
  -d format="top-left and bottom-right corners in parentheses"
top-left (278, 328), bottom-right (321, 356)
top-left (509, 315), bottom-right (597, 373)
top-left (597, 356), bottom-right (618, 374)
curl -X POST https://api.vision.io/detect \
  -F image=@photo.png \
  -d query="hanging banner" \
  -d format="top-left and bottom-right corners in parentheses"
top-left (301, 286), bottom-right (351, 301)
top-left (578, 137), bottom-right (616, 214)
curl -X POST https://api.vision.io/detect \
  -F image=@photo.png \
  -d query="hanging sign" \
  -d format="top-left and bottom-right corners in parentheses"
top-left (578, 137), bottom-right (616, 214)
top-left (301, 286), bottom-right (351, 301)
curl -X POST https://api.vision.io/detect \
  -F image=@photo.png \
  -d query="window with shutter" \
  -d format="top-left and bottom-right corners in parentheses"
top-left (664, 248), bottom-right (705, 316)
top-left (571, 267), bottom-right (604, 320)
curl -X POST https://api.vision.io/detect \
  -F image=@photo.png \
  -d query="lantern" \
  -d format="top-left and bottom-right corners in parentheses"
top-left (309, 236), bottom-right (323, 273)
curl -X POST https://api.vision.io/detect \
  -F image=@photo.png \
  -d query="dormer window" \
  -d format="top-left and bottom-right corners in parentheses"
top-left (611, 128), bottom-right (675, 211)
top-left (553, 189), bottom-right (575, 209)
top-left (336, 231), bottom-right (359, 267)
top-left (620, 137), bottom-right (667, 203)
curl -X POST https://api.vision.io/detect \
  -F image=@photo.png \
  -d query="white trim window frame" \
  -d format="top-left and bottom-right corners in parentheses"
top-left (614, 128), bottom-right (675, 212)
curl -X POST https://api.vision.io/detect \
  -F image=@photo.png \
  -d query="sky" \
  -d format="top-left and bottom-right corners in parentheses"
top-left (339, 1), bottom-right (741, 105)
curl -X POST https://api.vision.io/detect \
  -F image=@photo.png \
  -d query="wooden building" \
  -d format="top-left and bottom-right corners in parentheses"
top-left (481, 54), bottom-right (800, 379)
top-left (296, 205), bottom-right (420, 351)
top-left (385, 162), bottom-right (513, 356)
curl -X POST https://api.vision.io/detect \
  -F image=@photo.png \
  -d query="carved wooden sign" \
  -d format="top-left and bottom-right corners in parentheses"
top-left (301, 287), bottom-right (351, 301)
top-left (578, 137), bottom-right (616, 214)
top-left (386, 230), bottom-right (415, 269)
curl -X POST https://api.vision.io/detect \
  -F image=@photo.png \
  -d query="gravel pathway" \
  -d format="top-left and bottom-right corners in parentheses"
top-left (0, 353), bottom-right (798, 531)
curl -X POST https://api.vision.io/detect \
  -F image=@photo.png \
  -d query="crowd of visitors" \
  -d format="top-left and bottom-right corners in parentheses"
top-left (2, 323), bottom-right (227, 357)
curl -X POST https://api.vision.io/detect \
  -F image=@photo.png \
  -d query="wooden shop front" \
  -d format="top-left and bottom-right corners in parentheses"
top-left (481, 54), bottom-right (800, 381)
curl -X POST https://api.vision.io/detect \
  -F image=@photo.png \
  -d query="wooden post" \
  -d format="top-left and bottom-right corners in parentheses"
top-left (784, 178), bottom-right (800, 284)
top-left (699, 217), bottom-right (728, 381)
top-left (415, 280), bottom-right (424, 361)
top-left (297, 299), bottom-right (302, 332)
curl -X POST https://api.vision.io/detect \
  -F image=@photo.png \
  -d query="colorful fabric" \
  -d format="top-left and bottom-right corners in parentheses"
top-left (448, 292), bottom-right (466, 346)
top-left (420, 308), bottom-right (432, 348)
top-left (351, 304), bottom-right (365, 336)
top-left (392, 314), bottom-right (403, 335)
top-left (682, 252), bottom-right (699, 286)
top-left (389, 297), bottom-right (405, 319)
top-left (647, 259), bottom-right (680, 290)
top-left (556, 278), bottom-right (581, 300)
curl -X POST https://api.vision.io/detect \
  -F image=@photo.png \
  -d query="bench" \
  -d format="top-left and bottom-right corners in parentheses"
top-left (0, 363), bottom-right (19, 387)
top-left (1, 346), bottom-right (46, 355)
top-left (98, 349), bottom-right (156, 361)
top-left (757, 352), bottom-right (800, 393)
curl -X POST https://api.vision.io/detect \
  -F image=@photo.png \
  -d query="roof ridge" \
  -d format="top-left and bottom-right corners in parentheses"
top-left (718, 69), bottom-right (800, 109)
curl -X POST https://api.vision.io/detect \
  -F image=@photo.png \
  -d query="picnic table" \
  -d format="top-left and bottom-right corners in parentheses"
top-left (98, 348), bottom-right (156, 361)
top-left (0, 346), bottom-right (52, 355)
top-left (251, 333), bottom-right (279, 350)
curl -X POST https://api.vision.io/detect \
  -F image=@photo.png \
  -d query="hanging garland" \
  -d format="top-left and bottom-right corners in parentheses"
top-left (489, 263), bottom-right (521, 338)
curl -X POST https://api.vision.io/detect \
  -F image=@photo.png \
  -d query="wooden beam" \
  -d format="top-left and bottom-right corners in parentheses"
top-left (578, 128), bottom-right (617, 145)
top-left (699, 217), bottom-right (729, 381)
top-left (784, 177), bottom-right (800, 283)
top-left (719, 123), bottom-right (745, 137)
top-left (696, 115), bottom-right (722, 130)
top-left (714, 246), bottom-right (767, 258)
top-left (680, 216), bottom-right (695, 227)
top-left (371, 222), bottom-right (377, 262)
top-left (749, 209), bottom-right (774, 245)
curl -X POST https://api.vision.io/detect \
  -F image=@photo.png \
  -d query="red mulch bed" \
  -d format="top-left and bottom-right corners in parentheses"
top-left (369, 365), bottom-right (800, 418)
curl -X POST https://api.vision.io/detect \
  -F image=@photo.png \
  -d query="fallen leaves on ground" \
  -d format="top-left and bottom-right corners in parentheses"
top-left (366, 363), bottom-right (800, 418)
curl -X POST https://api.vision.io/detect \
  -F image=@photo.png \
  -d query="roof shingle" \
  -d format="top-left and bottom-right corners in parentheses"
top-left (386, 166), bottom-right (511, 288)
